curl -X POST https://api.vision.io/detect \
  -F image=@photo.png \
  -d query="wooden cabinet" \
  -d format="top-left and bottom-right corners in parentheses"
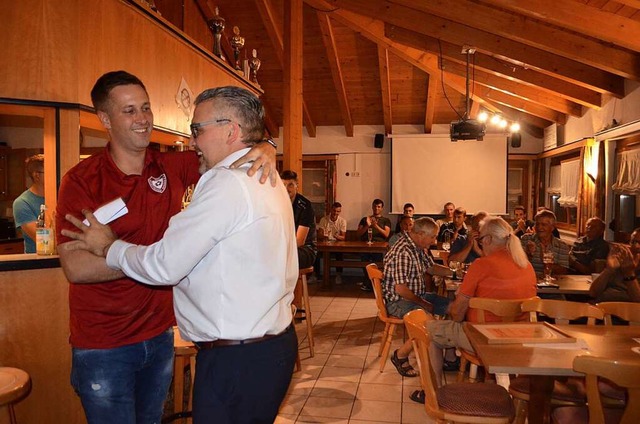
top-left (0, 240), bottom-right (23, 254)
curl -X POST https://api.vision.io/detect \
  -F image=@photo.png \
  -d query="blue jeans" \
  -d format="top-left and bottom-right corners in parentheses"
top-left (386, 293), bottom-right (450, 317)
top-left (71, 328), bottom-right (174, 424)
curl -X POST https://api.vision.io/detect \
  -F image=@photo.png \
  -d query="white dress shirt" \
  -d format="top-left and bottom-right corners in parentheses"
top-left (107, 148), bottom-right (298, 342)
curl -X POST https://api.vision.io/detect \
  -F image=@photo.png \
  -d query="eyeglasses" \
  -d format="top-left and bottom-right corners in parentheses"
top-left (190, 118), bottom-right (240, 138)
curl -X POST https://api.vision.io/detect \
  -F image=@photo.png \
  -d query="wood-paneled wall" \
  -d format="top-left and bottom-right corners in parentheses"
top-left (0, 0), bottom-right (259, 136)
top-left (0, 267), bottom-right (85, 424)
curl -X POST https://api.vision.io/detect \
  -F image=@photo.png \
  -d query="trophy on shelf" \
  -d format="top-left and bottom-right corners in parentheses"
top-left (249, 49), bottom-right (261, 86)
top-left (229, 26), bottom-right (245, 73)
top-left (207, 7), bottom-right (226, 61)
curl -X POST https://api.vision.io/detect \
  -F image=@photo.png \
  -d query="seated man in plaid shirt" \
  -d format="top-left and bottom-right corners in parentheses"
top-left (382, 217), bottom-right (452, 377)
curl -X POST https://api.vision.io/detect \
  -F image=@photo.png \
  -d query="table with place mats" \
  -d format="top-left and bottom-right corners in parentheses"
top-left (316, 240), bottom-right (388, 288)
top-left (463, 322), bottom-right (640, 424)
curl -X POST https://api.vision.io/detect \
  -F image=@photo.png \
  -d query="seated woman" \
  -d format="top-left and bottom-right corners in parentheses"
top-left (589, 227), bottom-right (640, 303)
top-left (410, 217), bottom-right (536, 403)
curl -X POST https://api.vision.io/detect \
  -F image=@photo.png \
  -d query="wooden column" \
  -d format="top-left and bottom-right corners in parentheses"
top-left (282, 0), bottom-right (303, 180)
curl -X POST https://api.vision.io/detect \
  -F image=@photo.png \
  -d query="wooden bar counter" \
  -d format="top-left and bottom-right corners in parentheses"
top-left (0, 256), bottom-right (86, 424)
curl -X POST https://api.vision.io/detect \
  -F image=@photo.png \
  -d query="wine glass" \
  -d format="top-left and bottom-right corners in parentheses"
top-left (542, 251), bottom-right (555, 284)
top-left (442, 232), bottom-right (451, 252)
top-left (367, 227), bottom-right (373, 244)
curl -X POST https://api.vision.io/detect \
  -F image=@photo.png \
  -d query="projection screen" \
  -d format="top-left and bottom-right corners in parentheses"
top-left (390, 134), bottom-right (508, 215)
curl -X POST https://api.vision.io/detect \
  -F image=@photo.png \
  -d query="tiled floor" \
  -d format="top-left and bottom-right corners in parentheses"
top-left (278, 276), bottom-right (444, 424)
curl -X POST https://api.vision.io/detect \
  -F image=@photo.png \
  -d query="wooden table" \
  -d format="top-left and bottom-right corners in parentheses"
top-left (464, 322), bottom-right (640, 424)
top-left (537, 274), bottom-right (592, 295)
top-left (316, 241), bottom-right (388, 287)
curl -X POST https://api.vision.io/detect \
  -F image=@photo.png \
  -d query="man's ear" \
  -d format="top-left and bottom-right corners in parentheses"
top-left (97, 110), bottom-right (111, 129)
top-left (226, 122), bottom-right (240, 145)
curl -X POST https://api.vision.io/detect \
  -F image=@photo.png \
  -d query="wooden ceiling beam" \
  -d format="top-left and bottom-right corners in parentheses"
top-left (377, 46), bottom-right (393, 135)
top-left (310, 0), bottom-right (625, 96)
top-left (317, 12), bottom-right (354, 136)
top-left (481, 0), bottom-right (640, 54)
top-left (442, 60), bottom-right (578, 119)
top-left (424, 75), bottom-right (438, 133)
top-left (390, 0), bottom-right (640, 81)
top-left (385, 25), bottom-right (601, 110)
top-left (255, 0), bottom-right (316, 137)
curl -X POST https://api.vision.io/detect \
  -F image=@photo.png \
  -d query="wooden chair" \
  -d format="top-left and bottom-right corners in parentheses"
top-left (522, 298), bottom-right (604, 325)
top-left (292, 304), bottom-right (301, 372)
top-left (552, 356), bottom-right (640, 424)
top-left (457, 297), bottom-right (537, 383)
top-left (0, 367), bottom-right (31, 424)
top-left (365, 263), bottom-right (405, 373)
top-left (511, 299), bottom-right (608, 423)
top-left (172, 328), bottom-right (197, 423)
top-left (404, 309), bottom-right (515, 423)
top-left (597, 301), bottom-right (640, 325)
top-left (294, 266), bottom-right (315, 357)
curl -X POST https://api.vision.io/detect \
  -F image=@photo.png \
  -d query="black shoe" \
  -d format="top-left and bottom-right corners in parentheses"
top-left (359, 283), bottom-right (373, 292)
top-left (410, 389), bottom-right (425, 404)
top-left (443, 357), bottom-right (461, 372)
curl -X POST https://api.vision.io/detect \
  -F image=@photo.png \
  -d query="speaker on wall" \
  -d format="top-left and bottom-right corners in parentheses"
top-left (374, 133), bottom-right (385, 148)
top-left (509, 133), bottom-right (522, 148)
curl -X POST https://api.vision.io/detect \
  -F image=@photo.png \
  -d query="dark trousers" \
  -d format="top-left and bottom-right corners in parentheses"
top-left (361, 253), bottom-right (384, 288)
top-left (298, 245), bottom-right (317, 269)
top-left (192, 326), bottom-right (298, 423)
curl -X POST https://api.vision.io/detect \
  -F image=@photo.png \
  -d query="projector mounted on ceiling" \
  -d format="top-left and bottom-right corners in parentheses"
top-left (450, 46), bottom-right (486, 142)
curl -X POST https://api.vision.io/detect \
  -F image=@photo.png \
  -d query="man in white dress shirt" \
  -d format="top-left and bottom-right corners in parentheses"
top-left (62, 86), bottom-right (298, 423)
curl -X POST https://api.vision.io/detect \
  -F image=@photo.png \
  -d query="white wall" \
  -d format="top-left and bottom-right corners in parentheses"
top-left (274, 123), bottom-right (540, 230)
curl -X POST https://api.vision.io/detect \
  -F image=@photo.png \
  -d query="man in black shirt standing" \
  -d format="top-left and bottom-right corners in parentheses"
top-left (281, 170), bottom-right (317, 268)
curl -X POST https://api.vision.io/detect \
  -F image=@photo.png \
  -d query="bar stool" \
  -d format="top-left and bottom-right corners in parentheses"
top-left (170, 328), bottom-right (197, 423)
top-left (0, 367), bottom-right (31, 424)
top-left (295, 266), bottom-right (315, 357)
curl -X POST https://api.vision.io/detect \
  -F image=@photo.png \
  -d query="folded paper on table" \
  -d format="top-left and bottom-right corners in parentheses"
top-left (523, 338), bottom-right (589, 350)
top-left (83, 197), bottom-right (128, 226)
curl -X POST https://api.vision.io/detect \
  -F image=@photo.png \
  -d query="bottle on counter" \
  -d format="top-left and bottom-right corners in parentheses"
top-left (36, 204), bottom-right (54, 255)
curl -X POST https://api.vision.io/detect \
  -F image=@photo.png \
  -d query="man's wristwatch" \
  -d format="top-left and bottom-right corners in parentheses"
top-left (623, 274), bottom-right (637, 281)
top-left (262, 138), bottom-right (277, 149)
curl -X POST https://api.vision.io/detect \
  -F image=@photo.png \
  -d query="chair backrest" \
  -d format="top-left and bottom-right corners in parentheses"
top-left (573, 355), bottom-right (640, 424)
top-left (596, 302), bottom-right (640, 326)
top-left (366, 263), bottom-right (391, 320)
top-left (468, 296), bottom-right (539, 323)
top-left (404, 309), bottom-right (443, 420)
top-left (521, 298), bottom-right (604, 325)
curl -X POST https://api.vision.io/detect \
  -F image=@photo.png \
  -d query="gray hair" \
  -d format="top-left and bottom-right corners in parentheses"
top-left (480, 217), bottom-right (528, 268)
top-left (413, 217), bottom-right (438, 236)
top-left (195, 86), bottom-right (265, 145)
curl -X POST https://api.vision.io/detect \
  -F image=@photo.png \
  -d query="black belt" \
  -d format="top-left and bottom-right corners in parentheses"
top-left (194, 324), bottom-right (293, 350)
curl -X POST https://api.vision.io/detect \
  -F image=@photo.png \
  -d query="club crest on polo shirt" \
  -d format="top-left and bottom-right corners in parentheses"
top-left (148, 174), bottom-right (167, 193)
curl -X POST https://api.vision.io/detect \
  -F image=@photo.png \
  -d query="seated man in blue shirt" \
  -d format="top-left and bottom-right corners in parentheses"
top-left (13, 154), bottom-right (45, 253)
top-left (448, 211), bottom-right (487, 265)
top-left (382, 217), bottom-right (452, 377)
top-left (569, 217), bottom-right (609, 274)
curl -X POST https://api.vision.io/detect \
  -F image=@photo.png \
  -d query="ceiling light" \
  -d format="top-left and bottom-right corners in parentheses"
top-left (510, 122), bottom-right (521, 132)
top-left (490, 114), bottom-right (501, 125)
top-left (477, 111), bottom-right (488, 122)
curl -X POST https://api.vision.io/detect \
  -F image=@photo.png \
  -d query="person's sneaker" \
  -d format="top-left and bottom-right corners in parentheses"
top-left (334, 274), bottom-right (343, 285)
top-left (359, 282), bottom-right (373, 292)
top-left (443, 357), bottom-right (461, 372)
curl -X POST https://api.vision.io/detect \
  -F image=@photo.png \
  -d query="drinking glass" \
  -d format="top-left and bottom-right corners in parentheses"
top-left (367, 227), bottom-right (373, 244)
top-left (542, 251), bottom-right (555, 284)
top-left (442, 232), bottom-right (451, 252)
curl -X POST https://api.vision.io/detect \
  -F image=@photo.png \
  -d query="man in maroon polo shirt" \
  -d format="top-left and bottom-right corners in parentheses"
top-left (55, 70), bottom-right (276, 424)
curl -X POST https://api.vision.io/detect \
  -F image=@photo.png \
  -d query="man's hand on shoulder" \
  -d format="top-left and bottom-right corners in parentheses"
top-left (229, 139), bottom-right (277, 186)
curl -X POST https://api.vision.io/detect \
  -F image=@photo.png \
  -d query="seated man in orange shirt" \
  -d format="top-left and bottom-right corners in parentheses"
top-left (411, 217), bottom-right (536, 403)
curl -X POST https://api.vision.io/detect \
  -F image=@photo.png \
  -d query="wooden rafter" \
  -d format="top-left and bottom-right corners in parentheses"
top-left (442, 60), bottom-right (576, 119)
top-left (385, 25), bottom-right (601, 110)
top-left (283, 0), bottom-right (304, 173)
top-left (424, 74), bottom-right (438, 133)
top-left (377, 46), bottom-right (393, 135)
top-left (390, 0), bottom-right (640, 81)
top-left (255, 0), bottom-right (316, 137)
top-left (317, 12), bottom-right (353, 136)
top-left (482, 0), bottom-right (640, 54)
top-left (311, 0), bottom-right (625, 96)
